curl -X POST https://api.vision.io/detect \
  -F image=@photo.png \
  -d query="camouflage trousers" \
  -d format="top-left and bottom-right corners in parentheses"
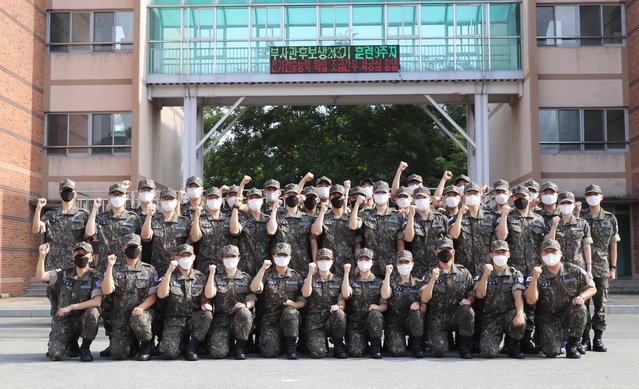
top-left (537, 304), bottom-right (588, 358)
top-left (385, 310), bottom-right (425, 357)
top-left (260, 307), bottom-right (301, 358)
top-left (479, 309), bottom-right (526, 358)
top-left (208, 307), bottom-right (254, 359)
top-left (159, 311), bottom-right (213, 359)
top-left (305, 309), bottom-right (347, 358)
top-left (346, 310), bottom-right (384, 357)
top-left (110, 311), bottom-right (154, 360)
top-left (48, 308), bottom-right (100, 361)
top-left (585, 277), bottom-right (608, 332)
top-left (427, 305), bottom-right (475, 358)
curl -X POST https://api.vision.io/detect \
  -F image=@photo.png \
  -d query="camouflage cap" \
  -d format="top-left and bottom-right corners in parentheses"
top-left (123, 233), bottom-right (141, 247)
top-left (73, 241), bottom-right (93, 254)
top-left (540, 181), bottom-right (558, 193)
top-left (316, 248), bottom-right (334, 260)
top-left (490, 240), bottom-right (509, 252)
top-left (185, 176), bottom-right (204, 187)
top-left (437, 237), bottom-right (454, 249)
top-left (396, 250), bottom-right (413, 262)
top-left (511, 185), bottom-right (529, 196)
top-left (159, 188), bottom-right (177, 199)
top-left (356, 247), bottom-right (374, 259)
top-left (109, 183), bottom-right (127, 194)
top-left (227, 184), bottom-right (240, 194)
top-left (541, 239), bottom-right (561, 251)
top-left (273, 242), bottom-right (292, 255)
top-left (349, 186), bottom-right (365, 197)
top-left (177, 243), bottom-right (194, 255)
top-left (330, 184), bottom-right (345, 195)
top-left (316, 176), bottom-right (332, 186)
top-left (413, 186), bottom-right (431, 198)
top-left (493, 179), bottom-right (509, 191)
top-left (302, 186), bottom-right (319, 197)
top-left (284, 183), bottom-right (301, 194)
top-left (585, 184), bottom-right (603, 195)
top-left (246, 187), bottom-right (263, 198)
top-left (557, 191), bottom-right (575, 203)
top-left (373, 180), bottom-right (390, 193)
top-left (221, 244), bottom-right (240, 257)
top-left (360, 178), bottom-right (374, 186)
top-left (523, 179), bottom-right (540, 193)
top-left (396, 186), bottom-right (412, 197)
top-left (59, 179), bottom-right (76, 191)
top-left (205, 187), bottom-right (222, 197)
top-left (455, 174), bottom-right (471, 185)
top-left (264, 179), bottom-right (281, 189)
top-left (443, 185), bottom-right (460, 195)
top-left (464, 182), bottom-right (481, 193)
top-left (137, 178), bottom-right (156, 190)
top-left (407, 173), bottom-right (423, 184)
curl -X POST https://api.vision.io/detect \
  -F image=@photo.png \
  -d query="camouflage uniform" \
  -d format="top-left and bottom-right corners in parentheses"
top-left (272, 208), bottom-right (315, 275)
top-left (502, 209), bottom-right (546, 276)
top-left (344, 273), bottom-right (386, 357)
top-left (404, 211), bottom-right (448, 279)
top-left (449, 209), bottom-right (497, 278)
top-left (304, 272), bottom-right (346, 358)
top-left (180, 202), bottom-right (202, 221)
top-left (208, 271), bottom-right (256, 358)
top-left (158, 269), bottom-right (212, 359)
top-left (195, 211), bottom-right (238, 273)
top-left (552, 216), bottom-right (593, 269)
top-left (257, 267), bottom-right (305, 357)
top-left (536, 207), bottom-right (561, 227)
top-left (422, 264), bottom-right (475, 357)
top-left (39, 206), bottom-right (89, 270)
top-left (93, 210), bottom-right (141, 273)
top-left (133, 206), bottom-right (154, 266)
top-left (145, 212), bottom-right (191, 276)
top-left (526, 262), bottom-right (595, 357)
top-left (384, 274), bottom-right (424, 356)
top-left (359, 208), bottom-right (404, 277)
top-left (46, 267), bottom-right (102, 360)
top-left (234, 212), bottom-right (271, 277)
top-left (317, 210), bottom-right (361, 278)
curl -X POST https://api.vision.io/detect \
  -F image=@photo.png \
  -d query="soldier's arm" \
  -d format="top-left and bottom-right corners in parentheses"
top-left (495, 209), bottom-right (509, 241)
top-left (514, 289), bottom-right (525, 318)
top-left (250, 261), bottom-right (271, 293)
top-left (609, 240), bottom-right (618, 280)
top-left (448, 213), bottom-right (463, 239)
top-left (348, 197), bottom-right (364, 230)
top-left (310, 205), bottom-right (326, 237)
top-left (266, 204), bottom-right (279, 236)
top-left (396, 238), bottom-right (405, 251)
top-left (419, 270), bottom-right (439, 304)
top-left (391, 162), bottom-right (406, 199)
top-left (32, 198), bottom-right (47, 234)
top-left (156, 261), bottom-right (177, 299)
top-left (101, 257), bottom-right (116, 296)
top-left (474, 266), bottom-right (492, 299)
top-left (403, 206), bottom-right (415, 242)
top-left (301, 265), bottom-right (315, 298)
top-left (204, 266), bottom-right (217, 299)
top-left (525, 269), bottom-right (541, 305)
top-left (85, 199), bottom-right (102, 238)
top-left (189, 207), bottom-right (203, 242)
top-left (138, 293), bottom-right (157, 311)
top-left (140, 208), bottom-right (155, 241)
top-left (310, 237), bottom-right (318, 261)
top-left (35, 244), bottom-right (51, 282)
top-left (376, 300), bottom-right (388, 313)
top-left (380, 265), bottom-right (393, 299)
top-left (341, 264), bottom-right (353, 299)
top-left (229, 205), bottom-right (242, 236)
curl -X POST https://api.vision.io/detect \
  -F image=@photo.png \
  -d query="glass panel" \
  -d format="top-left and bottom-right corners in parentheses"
top-left (187, 41), bottom-right (215, 74)
top-left (68, 114), bottom-right (89, 154)
top-left (579, 5), bottom-right (602, 46)
top-left (558, 109), bottom-right (580, 152)
top-left (150, 0), bottom-right (183, 4)
top-left (536, 6), bottom-right (554, 46)
top-left (46, 114), bottom-right (67, 155)
top-left (285, 7), bottom-right (317, 41)
top-left (92, 114), bottom-right (113, 155)
top-left (491, 37), bottom-right (520, 70)
top-left (491, 4), bottom-right (520, 37)
top-left (113, 113), bottom-right (132, 153)
top-left (456, 5), bottom-right (483, 36)
top-left (184, 0), bottom-right (215, 4)
top-left (320, 7), bottom-right (349, 39)
top-left (70, 12), bottom-right (90, 52)
top-left (217, 8), bottom-right (249, 40)
top-left (352, 6), bottom-right (383, 40)
top-left (252, 7), bottom-right (281, 38)
top-left (603, 5), bottom-right (623, 44)
top-left (150, 8), bottom-right (182, 41)
top-left (421, 5), bottom-right (451, 38)
top-left (555, 6), bottom-right (578, 46)
top-left (539, 110), bottom-right (558, 153)
top-left (422, 38), bottom-right (454, 71)
top-left (94, 12), bottom-right (115, 52)
top-left (49, 12), bottom-right (70, 53)
top-left (115, 12), bottom-right (134, 51)
top-left (583, 110), bottom-right (604, 151)
top-left (606, 109), bottom-right (626, 149)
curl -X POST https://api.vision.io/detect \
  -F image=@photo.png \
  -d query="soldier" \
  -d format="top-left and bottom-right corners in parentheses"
top-left (393, 186), bottom-right (413, 217)
top-left (348, 186), bottom-right (366, 213)
top-left (181, 176), bottom-right (205, 220)
top-left (250, 243), bottom-right (306, 359)
top-left (230, 188), bottom-right (271, 277)
top-left (206, 245), bottom-right (256, 360)
top-left (402, 186), bottom-right (448, 279)
top-left (474, 240), bottom-right (526, 359)
top-left (537, 181), bottom-right (561, 225)
top-left (522, 179), bottom-right (541, 212)
top-left (442, 185), bottom-right (461, 218)
top-left (36, 242), bottom-right (102, 362)
top-left (580, 184), bottom-right (621, 352)
top-left (311, 184), bottom-right (362, 278)
top-left (261, 179), bottom-right (281, 215)
top-left (341, 248), bottom-right (387, 359)
top-left (301, 186), bottom-right (320, 216)
top-left (525, 239), bottom-right (597, 359)
top-left (420, 237), bottom-right (475, 359)
top-left (349, 180), bottom-right (404, 277)
top-left (455, 174), bottom-right (471, 196)
top-left (390, 161), bottom-right (423, 199)
top-left (134, 179), bottom-right (157, 266)
top-left (380, 250), bottom-right (426, 358)
top-left (490, 179), bottom-right (511, 215)
top-left (301, 248), bottom-right (347, 359)
top-left (156, 244), bottom-right (212, 361)
top-left (101, 234), bottom-right (158, 360)
top-left (315, 176), bottom-right (332, 208)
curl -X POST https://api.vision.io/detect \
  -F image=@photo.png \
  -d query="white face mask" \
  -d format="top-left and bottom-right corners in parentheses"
top-left (138, 191), bottom-right (154, 204)
top-left (226, 196), bottom-right (236, 208)
top-left (494, 193), bottom-right (509, 205)
top-left (248, 198), bottom-right (263, 212)
top-left (357, 260), bottom-right (373, 273)
top-left (317, 187), bottom-right (330, 200)
top-left (529, 192), bottom-right (539, 200)
top-left (559, 204), bottom-right (574, 215)
top-left (206, 198), bottom-right (222, 211)
top-left (110, 196), bottom-right (126, 209)
top-left (542, 253), bottom-right (561, 267)
top-left (273, 255), bottom-right (290, 267)
top-left (161, 199), bottom-right (177, 212)
top-left (465, 194), bottom-right (480, 207)
top-left (415, 198), bottom-right (430, 211)
top-left (396, 197), bottom-right (411, 209)
top-left (586, 195), bottom-right (601, 207)
top-left (541, 194), bottom-right (557, 206)
top-left (397, 264), bottom-right (413, 276)
top-left (362, 186), bottom-right (373, 199)
top-left (223, 257), bottom-right (239, 269)
top-left (317, 260), bottom-right (332, 272)
top-left (445, 196), bottom-right (460, 208)
top-left (265, 192), bottom-right (279, 203)
top-left (408, 184), bottom-right (419, 194)
top-left (492, 255), bottom-right (508, 267)
top-left (178, 255), bottom-right (195, 270)
top-left (374, 193), bottom-right (389, 205)
top-left (457, 185), bottom-right (466, 195)
top-left (187, 187), bottom-right (202, 199)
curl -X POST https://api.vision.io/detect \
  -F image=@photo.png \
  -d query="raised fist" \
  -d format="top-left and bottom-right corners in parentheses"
top-left (93, 198), bottom-right (103, 210)
top-left (209, 264), bottom-right (216, 274)
top-left (532, 266), bottom-right (543, 277)
top-left (303, 172), bottom-right (314, 182)
top-left (263, 260), bottom-right (272, 270)
top-left (398, 161), bottom-right (408, 172)
top-left (385, 264), bottom-right (394, 275)
top-left (308, 262), bottom-right (317, 274)
top-left (36, 198), bottom-right (47, 209)
top-left (107, 254), bottom-right (117, 267)
top-left (39, 243), bottom-right (50, 256)
top-left (552, 216), bottom-right (560, 226)
top-left (484, 263), bottom-right (494, 273)
top-left (343, 263), bottom-right (352, 273)
top-left (443, 171), bottom-right (453, 180)
top-left (501, 205), bottom-right (511, 214)
top-left (169, 260), bottom-right (179, 270)
top-left (241, 175), bottom-right (252, 185)
top-left (431, 268), bottom-right (441, 280)
top-left (121, 180), bottom-right (131, 190)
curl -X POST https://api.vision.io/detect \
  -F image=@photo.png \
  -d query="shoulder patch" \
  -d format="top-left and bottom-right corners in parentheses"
top-left (54, 268), bottom-right (63, 273)
top-left (95, 279), bottom-right (102, 288)
top-left (473, 275), bottom-right (480, 282)
top-left (525, 276), bottom-right (532, 283)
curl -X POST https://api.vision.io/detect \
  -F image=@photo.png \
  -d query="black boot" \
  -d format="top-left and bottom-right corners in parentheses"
top-left (137, 341), bottom-right (153, 361)
top-left (592, 330), bottom-right (607, 352)
top-left (79, 339), bottom-right (93, 362)
top-left (500, 336), bottom-right (510, 355)
top-left (581, 330), bottom-right (592, 352)
top-left (99, 345), bottom-right (111, 358)
top-left (234, 339), bottom-right (246, 360)
top-left (520, 330), bottom-right (540, 354)
top-left (285, 337), bottom-right (298, 360)
top-left (184, 338), bottom-right (200, 361)
top-left (411, 336), bottom-right (425, 358)
top-left (332, 337), bottom-right (347, 359)
top-left (506, 336), bottom-right (525, 359)
top-left (566, 336), bottom-right (581, 359)
top-left (369, 338), bottom-right (382, 359)
top-left (459, 336), bottom-right (474, 359)
top-left (67, 338), bottom-right (81, 358)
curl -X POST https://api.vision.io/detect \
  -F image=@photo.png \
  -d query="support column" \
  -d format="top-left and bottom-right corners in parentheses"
top-left (474, 93), bottom-right (490, 185)
top-left (183, 96), bottom-right (198, 185)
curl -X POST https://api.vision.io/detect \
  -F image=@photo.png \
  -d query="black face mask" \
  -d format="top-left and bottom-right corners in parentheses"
top-left (331, 197), bottom-right (345, 209)
top-left (74, 254), bottom-right (90, 268)
top-left (437, 250), bottom-right (453, 264)
top-left (285, 196), bottom-right (299, 208)
top-left (60, 189), bottom-right (75, 202)
top-left (514, 197), bottom-right (529, 210)
top-left (124, 246), bottom-right (141, 259)
top-left (303, 197), bottom-right (317, 210)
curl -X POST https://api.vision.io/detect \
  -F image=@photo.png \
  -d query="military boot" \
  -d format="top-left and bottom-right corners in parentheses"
top-left (411, 336), bottom-right (425, 358)
top-left (459, 336), bottom-right (474, 359)
top-left (285, 337), bottom-right (298, 360)
top-left (566, 336), bottom-right (581, 359)
top-left (99, 345), bottom-right (111, 358)
top-left (234, 339), bottom-right (247, 360)
top-left (520, 330), bottom-right (540, 354)
top-left (137, 341), bottom-right (153, 361)
top-left (332, 337), bottom-right (347, 359)
top-left (592, 330), bottom-right (607, 352)
top-left (79, 339), bottom-right (93, 362)
top-left (581, 330), bottom-right (592, 352)
top-left (184, 338), bottom-right (200, 361)
top-left (369, 338), bottom-right (382, 359)
top-left (506, 336), bottom-right (525, 359)
top-left (67, 338), bottom-right (81, 358)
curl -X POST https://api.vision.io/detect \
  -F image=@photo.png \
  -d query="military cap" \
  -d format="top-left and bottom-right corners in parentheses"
top-left (109, 183), bottom-right (127, 194)
top-left (284, 183), bottom-right (301, 194)
top-left (511, 185), bottom-right (529, 196)
top-left (396, 250), bottom-right (414, 262)
top-left (123, 233), bottom-right (141, 246)
top-left (493, 179), bottom-right (509, 191)
top-left (177, 244), bottom-right (194, 255)
top-left (302, 186), bottom-right (319, 197)
top-left (464, 182), bottom-right (481, 193)
top-left (455, 174), bottom-right (471, 185)
top-left (443, 185), bottom-right (460, 195)
top-left (316, 176), bottom-right (332, 186)
top-left (523, 179), bottom-right (540, 193)
top-left (74, 241), bottom-right (93, 254)
top-left (437, 237), bottom-right (454, 249)
top-left (407, 174), bottom-right (423, 184)
top-left (330, 184), bottom-right (345, 196)
top-left (186, 176), bottom-right (204, 187)
top-left (373, 180), bottom-right (390, 193)
top-left (138, 179), bottom-right (156, 190)
top-left (396, 186), bottom-right (412, 197)
top-left (159, 188), bottom-right (177, 199)
top-left (356, 247), bottom-right (374, 259)
top-left (360, 178), bottom-right (374, 186)
top-left (316, 248), bottom-right (334, 260)
top-left (541, 239), bottom-right (561, 251)
top-left (246, 187), bottom-right (263, 198)
top-left (273, 242), bottom-right (292, 255)
top-left (227, 185), bottom-right (240, 194)
top-left (557, 191), bottom-right (575, 203)
top-left (221, 245), bottom-right (240, 257)
top-left (585, 184), bottom-right (603, 195)
top-left (264, 179), bottom-right (280, 189)
top-left (59, 179), bottom-right (76, 191)
top-left (349, 186), bottom-right (365, 197)
top-left (540, 181), bottom-right (558, 193)
top-left (413, 187), bottom-right (431, 198)
top-left (490, 240), bottom-right (510, 252)
top-left (205, 187), bottom-right (222, 197)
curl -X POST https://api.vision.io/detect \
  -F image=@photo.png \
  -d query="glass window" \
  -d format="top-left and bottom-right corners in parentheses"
top-left (113, 113), bottom-right (132, 153)
top-left (48, 11), bottom-right (133, 53)
top-left (603, 5), bottom-right (623, 44)
top-left (554, 6), bottom-right (578, 46)
top-left (536, 6), bottom-right (554, 46)
top-left (217, 8), bottom-right (249, 41)
top-left (579, 6), bottom-right (601, 46)
top-left (71, 13), bottom-right (91, 53)
top-left (285, 7), bottom-right (317, 41)
top-left (537, 5), bottom-right (625, 47)
top-left (557, 110), bottom-right (580, 152)
top-left (68, 114), bottom-right (89, 154)
top-left (46, 115), bottom-right (68, 155)
top-left (583, 110), bottom-right (604, 151)
top-left (94, 12), bottom-right (115, 52)
top-left (45, 113), bottom-right (131, 156)
top-left (92, 114), bottom-right (114, 155)
top-left (607, 109), bottom-right (626, 149)
top-left (352, 6), bottom-right (384, 40)
top-left (49, 13), bottom-right (70, 53)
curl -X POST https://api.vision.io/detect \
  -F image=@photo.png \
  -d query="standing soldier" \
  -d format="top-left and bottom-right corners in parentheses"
top-left (206, 245), bottom-right (256, 360)
top-left (442, 185), bottom-right (462, 219)
top-left (134, 179), bottom-right (157, 266)
top-left (522, 179), bottom-right (541, 212)
top-left (36, 242), bottom-right (102, 362)
top-left (315, 176), bottom-right (333, 208)
top-left (381, 250), bottom-right (426, 358)
top-left (489, 179), bottom-right (511, 215)
top-left (341, 248), bottom-right (387, 359)
top-left (301, 186), bottom-right (320, 217)
top-left (230, 188), bottom-right (271, 277)
top-left (156, 244), bottom-right (213, 361)
top-left (537, 181), bottom-right (561, 225)
top-left (261, 179), bottom-right (281, 215)
top-left (301, 248), bottom-right (347, 359)
top-left (181, 176), bottom-right (205, 220)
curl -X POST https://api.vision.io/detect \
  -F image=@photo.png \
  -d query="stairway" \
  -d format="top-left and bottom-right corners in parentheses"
top-left (23, 283), bottom-right (48, 297)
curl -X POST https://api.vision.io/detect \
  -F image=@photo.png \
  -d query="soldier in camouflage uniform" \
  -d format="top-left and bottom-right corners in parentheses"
top-left (156, 244), bottom-right (212, 361)
top-left (301, 248), bottom-right (347, 359)
top-left (522, 179), bottom-right (541, 213)
top-left (101, 234), bottom-right (158, 360)
top-left (442, 185), bottom-right (461, 219)
top-left (301, 185), bottom-right (320, 217)
top-left (341, 248), bottom-right (387, 358)
top-left (133, 179), bottom-right (157, 266)
top-left (489, 179), bottom-right (511, 216)
top-left (380, 250), bottom-right (426, 358)
top-left (536, 181), bottom-right (561, 225)
top-left (250, 243), bottom-right (306, 359)
top-left (420, 237), bottom-right (475, 359)
top-left (580, 184), bottom-right (621, 352)
top-left (349, 181), bottom-right (404, 278)
top-left (206, 245), bottom-right (256, 360)
top-left (402, 187), bottom-right (448, 279)
top-left (525, 239), bottom-right (597, 359)
top-left (230, 188), bottom-right (272, 277)
top-left (181, 175), bottom-right (205, 220)
top-left (474, 240), bottom-right (526, 359)
top-left (36, 242), bottom-right (102, 362)
top-left (312, 184), bottom-right (361, 278)
top-left (261, 179), bottom-right (281, 215)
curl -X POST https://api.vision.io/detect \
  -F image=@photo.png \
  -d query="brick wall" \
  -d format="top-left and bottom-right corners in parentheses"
top-left (628, 0), bottom-right (639, 278)
top-left (0, 1), bottom-right (47, 294)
